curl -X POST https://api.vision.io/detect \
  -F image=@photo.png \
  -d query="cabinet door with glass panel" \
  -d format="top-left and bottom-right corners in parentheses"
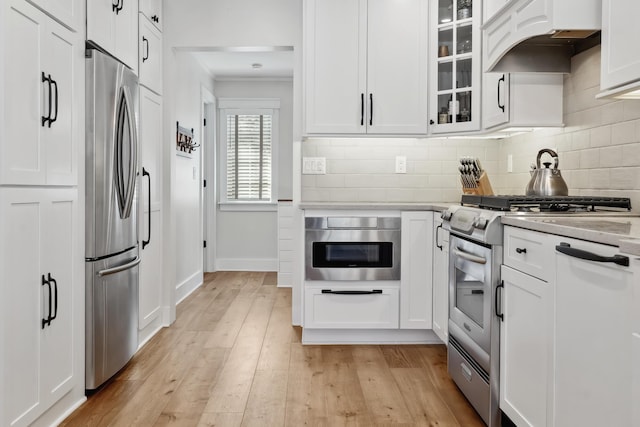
top-left (429, 0), bottom-right (481, 134)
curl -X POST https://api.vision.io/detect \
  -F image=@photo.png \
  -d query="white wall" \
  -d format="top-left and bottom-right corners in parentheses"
top-left (213, 79), bottom-right (293, 271)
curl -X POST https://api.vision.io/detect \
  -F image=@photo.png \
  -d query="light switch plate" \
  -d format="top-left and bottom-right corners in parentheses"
top-left (302, 157), bottom-right (326, 174)
top-left (395, 156), bottom-right (407, 174)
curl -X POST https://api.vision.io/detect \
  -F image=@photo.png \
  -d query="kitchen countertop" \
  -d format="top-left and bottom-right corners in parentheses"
top-left (501, 216), bottom-right (640, 256)
top-left (298, 202), bottom-right (454, 211)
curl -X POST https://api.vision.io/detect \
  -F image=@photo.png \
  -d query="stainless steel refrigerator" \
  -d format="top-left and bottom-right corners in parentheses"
top-left (85, 49), bottom-right (140, 390)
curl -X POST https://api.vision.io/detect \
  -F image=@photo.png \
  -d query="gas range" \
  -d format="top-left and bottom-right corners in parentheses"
top-left (441, 195), bottom-right (634, 245)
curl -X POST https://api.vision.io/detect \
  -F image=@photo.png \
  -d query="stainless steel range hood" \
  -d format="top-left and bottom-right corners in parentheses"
top-left (483, 0), bottom-right (602, 73)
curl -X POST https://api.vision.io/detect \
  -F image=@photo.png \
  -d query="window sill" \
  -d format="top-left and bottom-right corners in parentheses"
top-left (218, 202), bottom-right (278, 212)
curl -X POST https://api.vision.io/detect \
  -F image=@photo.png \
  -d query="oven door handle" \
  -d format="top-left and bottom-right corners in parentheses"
top-left (453, 247), bottom-right (487, 264)
top-left (321, 289), bottom-right (383, 295)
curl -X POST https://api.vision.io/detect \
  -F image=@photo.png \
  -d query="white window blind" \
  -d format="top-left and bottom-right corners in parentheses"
top-left (225, 114), bottom-right (272, 201)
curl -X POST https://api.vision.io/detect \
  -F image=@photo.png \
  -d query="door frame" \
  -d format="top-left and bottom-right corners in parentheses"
top-left (201, 86), bottom-right (216, 272)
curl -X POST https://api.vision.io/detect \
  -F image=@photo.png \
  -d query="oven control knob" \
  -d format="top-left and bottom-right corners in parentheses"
top-left (441, 210), bottom-right (452, 220)
top-left (473, 217), bottom-right (488, 230)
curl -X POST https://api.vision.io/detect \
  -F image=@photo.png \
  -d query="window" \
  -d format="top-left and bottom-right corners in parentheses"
top-left (219, 99), bottom-right (279, 208)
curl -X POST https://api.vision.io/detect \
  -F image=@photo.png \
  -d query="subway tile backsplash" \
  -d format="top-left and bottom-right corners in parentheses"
top-left (302, 46), bottom-right (640, 211)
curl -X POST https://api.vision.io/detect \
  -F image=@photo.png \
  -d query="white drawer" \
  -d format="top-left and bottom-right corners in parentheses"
top-left (304, 286), bottom-right (399, 329)
top-left (503, 226), bottom-right (555, 281)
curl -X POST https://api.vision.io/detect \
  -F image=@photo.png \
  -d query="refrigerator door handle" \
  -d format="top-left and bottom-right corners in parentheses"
top-left (122, 86), bottom-right (138, 219)
top-left (114, 85), bottom-right (138, 219)
top-left (142, 167), bottom-right (151, 249)
top-left (97, 256), bottom-right (141, 277)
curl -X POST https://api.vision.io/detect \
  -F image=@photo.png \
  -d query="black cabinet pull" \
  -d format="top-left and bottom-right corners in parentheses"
top-left (555, 242), bottom-right (629, 267)
top-left (435, 224), bottom-right (443, 250)
top-left (360, 93), bottom-right (364, 126)
top-left (495, 281), bottom-right (504, 321)
top-left (50, 77), bottom-right (58, 126)
top-left (497, 74), bottom-right (505, 113)
top-left (49, 273), bottom-right (58, 324)
top-left (151, 14), bottom-right (159, 23)
top-left (321, 289), bottom-right (383, 295)
top-left (430, 119), bottom-right (435, 125)
top-left (515, 247), bottom-right (526, 254)
top-left (142, 36), bottom-right (149, 62)
top-left (142, 167), bottom-right (151, 249)
top-left (369, 93), bottom-right (373, 126)
top-left (112, 0), bottom-right (119, 12)
top-left (114, 0), bottom-right (124, 14)
top-left (41, 72), bottom-right (52, 127)
top-left (41, 274), bottom-right (52, 329)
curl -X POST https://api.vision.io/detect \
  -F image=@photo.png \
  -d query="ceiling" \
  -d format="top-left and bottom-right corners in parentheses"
top-left (191, 49), bottom-right (294, 79)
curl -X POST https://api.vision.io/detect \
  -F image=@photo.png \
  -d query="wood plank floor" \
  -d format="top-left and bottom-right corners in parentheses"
top-left (61, 271), bottom-right (484, 427)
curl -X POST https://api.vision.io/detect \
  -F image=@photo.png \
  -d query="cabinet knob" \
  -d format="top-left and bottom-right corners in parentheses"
top-left (515, 247), bottom-right (527, 254)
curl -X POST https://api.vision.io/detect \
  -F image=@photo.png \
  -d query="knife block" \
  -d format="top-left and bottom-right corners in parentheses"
top-left (461, 171), bottom-right (494, 196)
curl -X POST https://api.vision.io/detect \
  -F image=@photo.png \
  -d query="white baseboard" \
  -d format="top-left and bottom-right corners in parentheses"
top-left (277, 272), bottom-right (292, 287)
top-left (216, 258), bottom-right (278, 271)
top-left (176, 270), bottom-right (203, 304)
top-left (301, 328), bottom-right (443, 345)
top-left (138, 316), bottom-right (163, 350)
top-left (37, 392), bottom-right (86, 427)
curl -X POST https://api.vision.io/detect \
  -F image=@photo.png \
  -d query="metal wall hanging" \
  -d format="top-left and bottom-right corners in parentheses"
top-left (176, 121), bottom-right (200, 157)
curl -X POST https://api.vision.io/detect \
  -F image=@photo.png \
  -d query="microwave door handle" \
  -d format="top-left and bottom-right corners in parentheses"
top-left (453, 247), bottom-right (487, 264)
top-left (97, 256), bottom-right (142, 277)
top-left (121, 86), bottom-right (138, 219)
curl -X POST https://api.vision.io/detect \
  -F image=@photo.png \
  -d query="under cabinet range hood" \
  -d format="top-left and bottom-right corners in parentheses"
top-left (483, 0), bottom-right (601, 73)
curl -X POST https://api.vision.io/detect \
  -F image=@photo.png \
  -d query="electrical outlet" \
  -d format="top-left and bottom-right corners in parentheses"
top-left (507, 154), bottom-right (513, 173)
top-left (302, 157), bottom-right (326, 174)
top-left (395, 156), bottom-right (407, 174)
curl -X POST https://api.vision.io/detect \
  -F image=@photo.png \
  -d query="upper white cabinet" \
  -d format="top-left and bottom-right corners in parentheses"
top-left (400, 211), bottom-right (433, 329)
top-left (432, 216), bottom-right (449, 343)
top-left (26, 0), bottom-right (83, 31)
top-left (554, 237), bottom-right (635, 427)
top-left (482, 0), bottom-right (508, 24)
top-left (1, 0), bottom-right (81, 186)
top-left (304, 0), bottom-right (428, 135)
top-left (0, 188), bottom-right (80, 427)
top-left (139, 15), bottom-right (162, 95)
top-left (482, 73), bottom-right (563, 131)
top-left (139, 0), bottom-right (162, 31)
top-left (428, 0), bottom-right (481, 134)
top-left (599, 0), bottom-right (640, 98)
top-left (87, 0), bottom-right (138, 71)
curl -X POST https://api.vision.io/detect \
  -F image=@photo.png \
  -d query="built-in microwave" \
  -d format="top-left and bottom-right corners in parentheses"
top-left (305, 216), bottom-right (401, 281)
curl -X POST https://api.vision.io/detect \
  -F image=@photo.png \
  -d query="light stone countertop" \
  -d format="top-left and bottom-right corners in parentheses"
top-left (501, 216), bottom-right (640, 256)
top-left (298, 202), bottom-right (455, 212)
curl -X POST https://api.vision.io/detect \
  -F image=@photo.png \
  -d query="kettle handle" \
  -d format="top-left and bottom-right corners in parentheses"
top-left (536, 148), bottom-right (559, 169)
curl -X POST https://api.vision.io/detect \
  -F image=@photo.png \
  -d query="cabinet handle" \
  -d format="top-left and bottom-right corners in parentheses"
top-left (41, 72), bottom-right (52, 127)
top-left (435, 224), bottom-right (443, 250)
top-left (50, 76), bottom-right (58, 126)
top-left (555, 242), bottom-right (629, 267)
top-left (112, 0), bottom-right (119, 12)
top-left (151, 14), bottom-right (159, 23)
top-left (41, 274), bottom-right (52, 329)
top-left (321, 289), bottom-right (383, 295)
top-left (142, 37), bottom-right (149, 62)
top-left (48, 273), bottom-right (58, 324)
top-left (369, 93), bottom-right (373, 126)
top-left (497, 74), bottom-right (505, 113)
top-left (142, 167), bottom-right (151, 249)
top-left (115, 0), bottom-right (124, 14)
top-left (515, 247), bottom-right (526, 254)
top-left (360, 93), bottom-right (364, 126)
top-left (495, 280), bottom-right (504, 321)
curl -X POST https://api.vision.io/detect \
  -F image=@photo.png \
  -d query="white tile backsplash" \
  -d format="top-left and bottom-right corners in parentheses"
top-left (302, 46), bottom-right (640, 210)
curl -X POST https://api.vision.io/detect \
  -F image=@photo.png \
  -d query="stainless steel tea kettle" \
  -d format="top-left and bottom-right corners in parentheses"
top-left (525, 149), bottom-right (568, 196)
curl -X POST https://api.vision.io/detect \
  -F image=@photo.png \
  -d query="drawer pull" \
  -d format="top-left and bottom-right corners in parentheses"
top-left (321, 289), bottom-right (383, 295)
top-left (515, 247), bottom-right (527, 254)
top-left (555, 243), bottom-right (629, 267)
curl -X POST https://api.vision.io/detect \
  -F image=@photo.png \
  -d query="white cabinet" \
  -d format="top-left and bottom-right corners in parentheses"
top-left (139, 0), bottom-right (162, 31)
top-left (26, 0), bottom-right (83, 31)
top-left (482, 73), bottom-right (564, 131)
top-left (428, 0), bottom-right (481, 134)
top-left (482, 0), bottom-right (509, 24)
top-left (0, 188), bottom-right (79, 427)
top-left (554, 237), bottom-right (634, 427)
top-left (599, 0), bottom-right (640, 98)
top-left (500, 264), bottom-right (553, 427)
top-left (500, 225), bottom-right (554, 427)
top-left (139, 15), bottom-right (162, 95)
top-left (87, 0), bottom-right (138, 71)
top-left (633, 332), bottom-right (640, 427)
top-left (303, 0), bottom-right (428, 135)
top-left (304, 286), bottom-right (399, 329)
top-left (400, 211), bottom-right (433, 329)
top-left (138, 87), bottom-right (163, 344)
top-left (432, 216), bottom-right (449, 343)
top-left (1, 0), bottom-right (81, 186)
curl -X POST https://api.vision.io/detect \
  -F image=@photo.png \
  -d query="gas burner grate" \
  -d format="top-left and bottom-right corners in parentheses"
top-left (461, 195), bottom-right (632, 211)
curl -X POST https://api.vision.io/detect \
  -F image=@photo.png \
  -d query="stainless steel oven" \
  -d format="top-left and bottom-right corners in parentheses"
top-left (305, 216), bottom-right (401, 281)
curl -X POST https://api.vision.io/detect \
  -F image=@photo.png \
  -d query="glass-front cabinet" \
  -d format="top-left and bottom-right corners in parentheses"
top-left (429, 0), bottom-right (481, 134)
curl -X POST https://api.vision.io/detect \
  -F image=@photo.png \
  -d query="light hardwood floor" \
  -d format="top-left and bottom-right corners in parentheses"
top-left (61, 271), bottom-right (484, 427)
